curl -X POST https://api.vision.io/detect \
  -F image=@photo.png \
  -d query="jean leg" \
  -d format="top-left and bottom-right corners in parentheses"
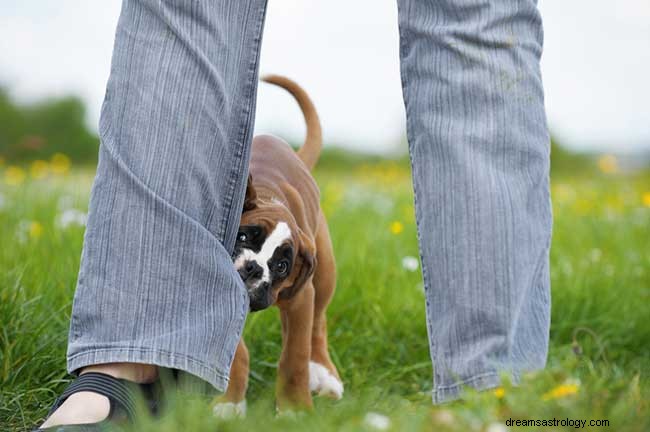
top-left (397, 0), bottom-right (552, 403)
top-left (66, 0), bottom-right (268, 391)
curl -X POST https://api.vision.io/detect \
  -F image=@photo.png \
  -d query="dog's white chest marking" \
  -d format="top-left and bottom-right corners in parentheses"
top-left (234, 222), bottom-right (291, 284)
top-left (308, 361), bottom-right (344, 399)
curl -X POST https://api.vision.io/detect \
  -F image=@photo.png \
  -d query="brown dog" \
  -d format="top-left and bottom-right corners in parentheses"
top-left (212, 75), bottom-right (342, 417)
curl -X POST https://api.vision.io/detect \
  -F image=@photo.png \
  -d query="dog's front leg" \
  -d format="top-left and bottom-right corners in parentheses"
top-left (277, 283), bottom-right (315, 412)
top-left (212, 338), bottom-right (249, 418)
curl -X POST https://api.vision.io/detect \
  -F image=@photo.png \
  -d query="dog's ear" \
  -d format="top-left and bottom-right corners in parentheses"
top-left (243, 174), bottom-right (257, 212)
top-left (279, 230), bottom-right (316, 300)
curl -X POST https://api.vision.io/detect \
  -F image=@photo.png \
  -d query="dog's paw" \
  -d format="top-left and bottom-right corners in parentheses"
top-left (309, 361), bottom-right (344, 399)
top-left (213, 400), bottom-right (247, 419)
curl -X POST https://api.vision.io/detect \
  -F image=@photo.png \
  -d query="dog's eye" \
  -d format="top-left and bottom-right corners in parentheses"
top-left (237, 232), bottom-right (247, 242)
top-left (276, 261), bottom-right (289, 275)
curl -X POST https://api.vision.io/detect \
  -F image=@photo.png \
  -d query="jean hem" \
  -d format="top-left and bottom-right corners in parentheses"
top-left (433, 371), bottom-right (512, 404)
top-left (67, 347), bottom-right (229, 393)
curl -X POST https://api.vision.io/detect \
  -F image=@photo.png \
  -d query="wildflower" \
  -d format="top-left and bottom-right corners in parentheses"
top-left (402, 256), bottom-right (419, 272)
top-left (363, 412), bottom-right (390, 431)
top-left (589, 248), bottom-right (602, 263)
top-left (56, 209), bottom-right (88, 229)
top-left (390, 221), bottom-right (403, 235)
top-left (493, 387), bottom-right (506, 399)
top-left (542, 380), bottom-right (579, 401)
top-left (30, 160), bottom-right (49, 179)
top-left (29, 222), bottom-right (44, 239)
top-left (486, 422), bottom-right (509, 432)
top-left (432, 409), bottom-right (454, 426)
top-left (4, 166), bottom-right (26, 186)
top-left (17, 220), bottom-right (44, 243)
top-left (50, 153), bottom-right (71, 175)
top-left (642, 192), bottom-right (650, 208)
top-left (597, 154), bottom-right (618, 174)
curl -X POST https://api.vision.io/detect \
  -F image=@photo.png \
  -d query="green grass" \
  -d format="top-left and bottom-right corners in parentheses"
top-left (1, 159), bottom-right (649, 431)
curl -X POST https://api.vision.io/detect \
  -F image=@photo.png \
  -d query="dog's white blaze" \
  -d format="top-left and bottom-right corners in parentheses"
top-left (234, 222), bottom-right (291, 283)
top-left (212, 400), bottom-right (247, 418)
top-left (308, 361), bottom-right (344, 399)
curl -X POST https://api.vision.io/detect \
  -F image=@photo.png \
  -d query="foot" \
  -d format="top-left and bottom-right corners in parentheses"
top-left (212, 400), bottom-right (247, 419)
top-left (308, 361), bottom-right (343, 399)
top-left (39, 363), bottom-right (158, 429)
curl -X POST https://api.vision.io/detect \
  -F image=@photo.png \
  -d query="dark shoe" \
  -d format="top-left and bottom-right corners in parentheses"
top-left (35, 372), bottom-right (157, 431)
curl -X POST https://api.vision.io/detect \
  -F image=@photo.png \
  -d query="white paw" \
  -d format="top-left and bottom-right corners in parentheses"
top-left (212, 400), bottom-right (247, 419)
top-left (309, 361), bottom-right (344, 399)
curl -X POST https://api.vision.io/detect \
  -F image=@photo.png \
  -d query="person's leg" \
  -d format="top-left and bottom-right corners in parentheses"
top-left (42, 0), bottom-right (268, 426)
top-left (396, 0), bottom-right (552, 403)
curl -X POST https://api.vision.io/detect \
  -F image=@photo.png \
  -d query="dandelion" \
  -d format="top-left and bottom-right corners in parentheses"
top-left (542, 380), bottom-right (580, 401)
top-left (30, 160), bottom-right (49, 179)
top-left (402, 256), bottom-right (419, 272)
top-left (486, 422), bottom-right (509, 432)
top-left (50, 153), bottom-right (71, 175)
top-left (390, 221), bottom-right (403, 235)
top-left (17, 220), bottom-right (43, 243)
top-left (597, 154), bottom-right (618, 174)
top-left (363, 412), bottom-right (391, 431)
top-left (642, 192), bottom-right (650, 208)
top-left (56, 209), bottom-right (88, 229)
top-left (4, 166), bottom-right (26, 186)
top-left (493, 387), bottom-right (506, 399)
top-left (29, 222), bottom-right (44, 239)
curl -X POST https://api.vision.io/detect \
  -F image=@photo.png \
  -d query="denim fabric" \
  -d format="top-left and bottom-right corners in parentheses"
top-left (397, 0), bottom-right (552, 402)
top-left (67, 0), bottom-right (551, 402)
top-left (67, 0), bottom-right (268, 391)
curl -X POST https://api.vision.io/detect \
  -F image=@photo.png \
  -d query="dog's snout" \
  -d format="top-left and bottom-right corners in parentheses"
top-left (239, 260), bottom-right (263, 281)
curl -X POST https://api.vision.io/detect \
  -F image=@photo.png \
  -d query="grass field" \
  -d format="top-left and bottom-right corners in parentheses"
top-left (1, 155), bottom-right (649, 431)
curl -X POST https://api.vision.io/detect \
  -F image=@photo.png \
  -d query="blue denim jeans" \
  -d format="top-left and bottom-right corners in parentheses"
top-left (67, 0), bottom-right (551, 404)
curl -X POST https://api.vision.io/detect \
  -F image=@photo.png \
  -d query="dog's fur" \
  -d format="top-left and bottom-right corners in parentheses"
top-left (213, 75), bottom-right (342, 416)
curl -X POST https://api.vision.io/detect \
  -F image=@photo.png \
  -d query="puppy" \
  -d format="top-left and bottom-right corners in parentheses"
top-left (213, 75), bottom-right (342, 417)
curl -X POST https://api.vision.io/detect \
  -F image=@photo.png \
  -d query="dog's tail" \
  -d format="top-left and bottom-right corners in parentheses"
top-left (261, 74), bottom-right (322, 171)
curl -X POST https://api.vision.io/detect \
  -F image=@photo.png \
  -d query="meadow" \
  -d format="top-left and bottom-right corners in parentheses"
top-left (0, 153), bottom-right (649, 431)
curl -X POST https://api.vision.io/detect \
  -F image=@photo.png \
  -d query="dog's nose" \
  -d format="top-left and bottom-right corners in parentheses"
top-left (240, 261), bottom-right (263, 281)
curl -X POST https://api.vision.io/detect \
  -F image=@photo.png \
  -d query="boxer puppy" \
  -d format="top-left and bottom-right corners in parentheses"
top-left (213, 75), bottom-right (342, 417)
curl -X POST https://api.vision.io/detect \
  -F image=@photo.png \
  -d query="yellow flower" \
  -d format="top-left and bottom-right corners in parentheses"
top-left (642, 192), bottom-right (650, 208)
top-left (597, 154), bottom-right (618, 174)
top-left (4, 166), bottom-right (26, 186)
top-left (30, 160), bottom-right (49, 179)
top-left (50, 153), bottom-right (71, 175)
top-left (390, 221), bottom-right (404, 235)
top-left (29, 222), bottom-right (44, 239)
top-left (542, 382), bottom-right (579, 401)
top-left (493, 387), bottom-right (506, 399)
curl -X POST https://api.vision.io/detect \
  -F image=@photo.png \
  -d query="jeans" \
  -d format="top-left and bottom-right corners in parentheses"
top-left (67, 0), bottom-right (551, 404)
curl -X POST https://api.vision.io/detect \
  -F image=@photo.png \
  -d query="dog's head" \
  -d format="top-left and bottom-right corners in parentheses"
top-left (233, 175), bottom-right (316, 312)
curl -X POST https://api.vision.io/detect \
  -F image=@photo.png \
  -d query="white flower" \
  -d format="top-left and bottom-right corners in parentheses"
top-left (486, 422), bottom-right (509, 432)
top-left (57, 209), bottom-right (87, 229)
top-left (433, 409), bottom-right (454, 425)
top-left (401, 256), bottom-right (419, 272)
top-left (589, 248), bottom-right (602, 262)
top-left (364, 412), bottom-right (391, 430)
